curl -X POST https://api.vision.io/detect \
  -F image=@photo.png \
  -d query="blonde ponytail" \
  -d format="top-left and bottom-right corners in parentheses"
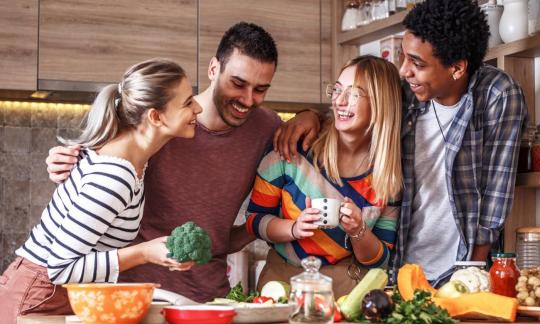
top-left (59, 58), bottom-right (187, 149)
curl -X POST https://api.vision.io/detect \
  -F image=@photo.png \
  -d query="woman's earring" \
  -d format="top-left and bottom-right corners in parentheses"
top-left (452, 74), bottom-right (458, 81)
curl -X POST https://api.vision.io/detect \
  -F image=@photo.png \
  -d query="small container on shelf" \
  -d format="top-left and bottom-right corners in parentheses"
top-left (356, 0), bottom-right (373, 26)
top-left (518, 126), bottom-right (535, 173)
top-left (516, 227), bottom-right (540, 269)
top-left (342, 0), bottom-right (360, 31)
top-left (372, 0), bottom-right (390, 21)
top-left (532, 128), bottom-right (540, 172)
top-left (489, 252), bottom-right (520, 298)
top-left (396, 0), bottom-right (407, 11)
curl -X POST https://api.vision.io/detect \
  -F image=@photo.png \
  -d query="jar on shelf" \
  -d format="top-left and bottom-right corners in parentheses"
top-left (489, 252), bottom-right (520, 297)
top-left (516, 227), bottom-right (540, 269)
top-left (371, 0), bottom-right (389, 21)
top-left (518, 127), bottom-right (534, 173)
top-left (499, 0), bottom-right (528, 43)
top-left (529, 0), bottom-right (540, 35)
top-left (356, 0), bottom-right (373, 26)
top-left (480, 0), bottom-right (503, 48)
top-left (342, 0), bottom-right (360, 31)
top-left (388, 0), bottom-right (396, 15)
top-left (532, 130), bottom-right (540, 172)
top-left (396, 0), bottom-right (407, 11)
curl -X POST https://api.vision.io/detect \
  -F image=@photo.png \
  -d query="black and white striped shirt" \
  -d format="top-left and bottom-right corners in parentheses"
top-left (16, 149), bottom-right (145, 284)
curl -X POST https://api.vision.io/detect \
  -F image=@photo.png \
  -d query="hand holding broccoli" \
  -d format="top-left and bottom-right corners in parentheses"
top-left (166, 221), bottom-right (212, 265)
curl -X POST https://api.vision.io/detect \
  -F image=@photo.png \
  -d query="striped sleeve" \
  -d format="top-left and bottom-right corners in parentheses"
top-left (361, 205), bottom-right (399, 268)
top-left (46, 168), bottom-right (135, 284)
top-left (246, 150), bottom-right (285, 242)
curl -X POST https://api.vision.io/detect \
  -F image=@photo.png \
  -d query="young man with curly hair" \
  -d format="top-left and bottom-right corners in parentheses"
top-left (389, 0), bottom-right (528, 286)
top-left (276, 0), bottom-right (528, 287)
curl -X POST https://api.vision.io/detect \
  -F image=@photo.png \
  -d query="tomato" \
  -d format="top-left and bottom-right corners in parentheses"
top-left (253, 296), bottom-right (274, 304)
top-left (333, 302), bottom-right (343, 322)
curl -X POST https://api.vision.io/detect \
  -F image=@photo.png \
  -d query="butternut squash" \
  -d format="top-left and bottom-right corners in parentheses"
top-left (433, 292), bottom-right (518, 322)
top-left (397, 263), bottom-right (518, 322)
top-left (397, 263), bottom-right (437, 300)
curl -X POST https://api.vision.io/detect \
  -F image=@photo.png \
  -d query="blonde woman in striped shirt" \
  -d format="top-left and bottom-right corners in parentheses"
top-left (0, 58), bottom-right (201, 322)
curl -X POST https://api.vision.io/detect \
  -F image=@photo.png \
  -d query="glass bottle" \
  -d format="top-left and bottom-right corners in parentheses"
top-left (406, 0), bottom-right (416, 9)
top-left (532, 130), bottom-right (540, 172)
top-left (518, 126), bottom-right (534, 173)
top-left (356, 0), bottom-right (372, 26)
top-left (396, 0), bottom-right (407, 11)
top-left (489, 252), bottom-right (520, 297)
top-left (388, 0), bottom-right (396, 14)
top-left (289, 256), bottom-right (334, 324)
top-left (342, 0), bottom-right (360, 31)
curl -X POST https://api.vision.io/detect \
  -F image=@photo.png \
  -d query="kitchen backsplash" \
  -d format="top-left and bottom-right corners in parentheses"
top-left (0, 101), bottom-right (88, 272)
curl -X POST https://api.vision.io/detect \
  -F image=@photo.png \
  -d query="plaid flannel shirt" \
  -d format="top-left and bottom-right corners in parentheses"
top-left (388, 64), bottom-right (529, 286)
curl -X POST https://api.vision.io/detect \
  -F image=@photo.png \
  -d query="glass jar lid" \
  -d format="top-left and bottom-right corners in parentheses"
top-left (290, 256), bottom-right (333, 293)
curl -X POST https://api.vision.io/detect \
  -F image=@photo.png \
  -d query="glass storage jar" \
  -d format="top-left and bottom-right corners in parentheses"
top-left (489, 252), bottom-right (520, 297)
top-left (289, 256), bottom-right (334, 324)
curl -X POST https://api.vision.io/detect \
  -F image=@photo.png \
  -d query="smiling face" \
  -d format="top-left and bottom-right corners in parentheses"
top-left (211, 49), bottom-right (275, 128)
top-left (160, 78), bottom-right (202, 138)
top-left (332, 66), bottom-right (371, 134)
top-left (399, 31), bottom-right (458, 105)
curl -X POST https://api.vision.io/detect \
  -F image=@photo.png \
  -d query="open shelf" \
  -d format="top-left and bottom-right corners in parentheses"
top-left (337, 10), bottom-right (410, 46)
top-left (516, 172), bottom-right (540, 188)
top-left (484, 33), bottom-right (540, 61)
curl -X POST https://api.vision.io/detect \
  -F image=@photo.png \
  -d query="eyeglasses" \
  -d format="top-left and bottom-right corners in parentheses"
top-left (325, 84), bottom-right (366, 106)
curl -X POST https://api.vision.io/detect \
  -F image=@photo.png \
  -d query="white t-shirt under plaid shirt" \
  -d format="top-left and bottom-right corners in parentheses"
top-left (16, 149), bottom-right (146, 284)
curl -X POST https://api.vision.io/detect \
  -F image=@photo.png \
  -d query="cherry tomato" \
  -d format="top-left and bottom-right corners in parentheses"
top-left (253, 296), bottom-right (274, 304)
top-left (333, 302), bottom-right (343, 322)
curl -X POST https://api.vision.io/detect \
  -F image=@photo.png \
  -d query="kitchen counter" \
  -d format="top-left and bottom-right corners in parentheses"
top-left (17, 315), bottom-right (540, 324)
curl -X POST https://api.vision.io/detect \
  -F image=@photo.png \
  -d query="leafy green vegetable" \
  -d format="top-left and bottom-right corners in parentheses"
top-left (382, 288), bottom-right (456, 324)
top-left (166, 221), bottom-right (212, 264)
top-left (225, 282), bottom-right (259, 302)
top-left (277, 296), bottom-right (288, 304)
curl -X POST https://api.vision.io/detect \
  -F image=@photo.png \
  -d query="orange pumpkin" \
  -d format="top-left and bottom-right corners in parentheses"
top-left (397, 264), bottom-right (518, 322)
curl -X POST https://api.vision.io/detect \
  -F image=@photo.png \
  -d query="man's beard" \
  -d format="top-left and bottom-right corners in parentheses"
top-left (213, 85), bottom-right (256, 128)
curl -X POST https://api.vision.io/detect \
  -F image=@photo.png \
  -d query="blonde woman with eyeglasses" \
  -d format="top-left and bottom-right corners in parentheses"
top-left (246, 55), bottom-right (402, 297)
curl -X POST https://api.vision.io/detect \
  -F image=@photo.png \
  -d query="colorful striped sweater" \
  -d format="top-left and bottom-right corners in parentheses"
top-left (246, 146), bottom-right (399, 268)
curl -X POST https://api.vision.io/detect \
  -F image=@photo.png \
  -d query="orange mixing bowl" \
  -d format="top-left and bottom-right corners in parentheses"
top-left (63, 283), bottom-right (158, 324)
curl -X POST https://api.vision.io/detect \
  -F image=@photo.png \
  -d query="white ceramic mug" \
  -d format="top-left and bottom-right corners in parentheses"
top-left (311, 198), bottom-right (341, 229)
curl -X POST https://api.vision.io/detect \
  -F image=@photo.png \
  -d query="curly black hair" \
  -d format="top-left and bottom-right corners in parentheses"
top-left (215, 22), bottom-right (278, 72)
top-left (403, 0), bottom-right (489, 76)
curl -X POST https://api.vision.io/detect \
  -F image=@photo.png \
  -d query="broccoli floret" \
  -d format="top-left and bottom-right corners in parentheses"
top-left (166, 221), bottom-right (212, 264)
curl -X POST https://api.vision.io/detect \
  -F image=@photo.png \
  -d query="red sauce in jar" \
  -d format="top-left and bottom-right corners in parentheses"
top-left (489, 252), bottom-right (519, 297)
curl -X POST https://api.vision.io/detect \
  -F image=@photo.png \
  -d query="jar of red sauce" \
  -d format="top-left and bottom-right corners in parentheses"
top-left (489, 252), bottom-right (520, 297)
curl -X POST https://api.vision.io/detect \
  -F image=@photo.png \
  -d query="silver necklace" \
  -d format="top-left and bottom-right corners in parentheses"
top-left (432, 101), bottom-right (447, 144)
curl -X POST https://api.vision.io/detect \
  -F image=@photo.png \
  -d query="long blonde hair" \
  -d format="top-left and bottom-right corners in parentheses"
top-left (311, 55), bottom-right (402, 204)
top-left (59, 58), bottom-right (187, 149)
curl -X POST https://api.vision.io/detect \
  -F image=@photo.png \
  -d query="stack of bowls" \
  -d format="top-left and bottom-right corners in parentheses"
top-left (516, 227), bottom-right (540, 269)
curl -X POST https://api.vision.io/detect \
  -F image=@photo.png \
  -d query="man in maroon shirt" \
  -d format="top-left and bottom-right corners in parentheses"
top-left (45, 22), bottom-right (318, 302)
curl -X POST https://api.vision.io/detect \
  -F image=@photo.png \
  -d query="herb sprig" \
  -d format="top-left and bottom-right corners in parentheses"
top-left (225, 282), bottom-right (259, 302)
top-left (382, 288), bottom-right (456, 324)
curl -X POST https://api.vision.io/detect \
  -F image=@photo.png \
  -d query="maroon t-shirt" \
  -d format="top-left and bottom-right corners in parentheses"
top-left (119, 107), bottom-right (281, 302)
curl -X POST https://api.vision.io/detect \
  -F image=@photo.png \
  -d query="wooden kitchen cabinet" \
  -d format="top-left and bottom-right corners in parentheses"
top-left (198, 0), bottom-right (330, 103)
top-left (39, 0), bottom-right (197, 86)
top-left (0, 0), bottom-right (38, 90)
top-left (331, 0), bottom-right (539, 251)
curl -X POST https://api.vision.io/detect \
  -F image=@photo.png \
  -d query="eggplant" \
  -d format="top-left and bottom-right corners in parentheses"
top-left (361, 289), bottom-right (393, 322)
